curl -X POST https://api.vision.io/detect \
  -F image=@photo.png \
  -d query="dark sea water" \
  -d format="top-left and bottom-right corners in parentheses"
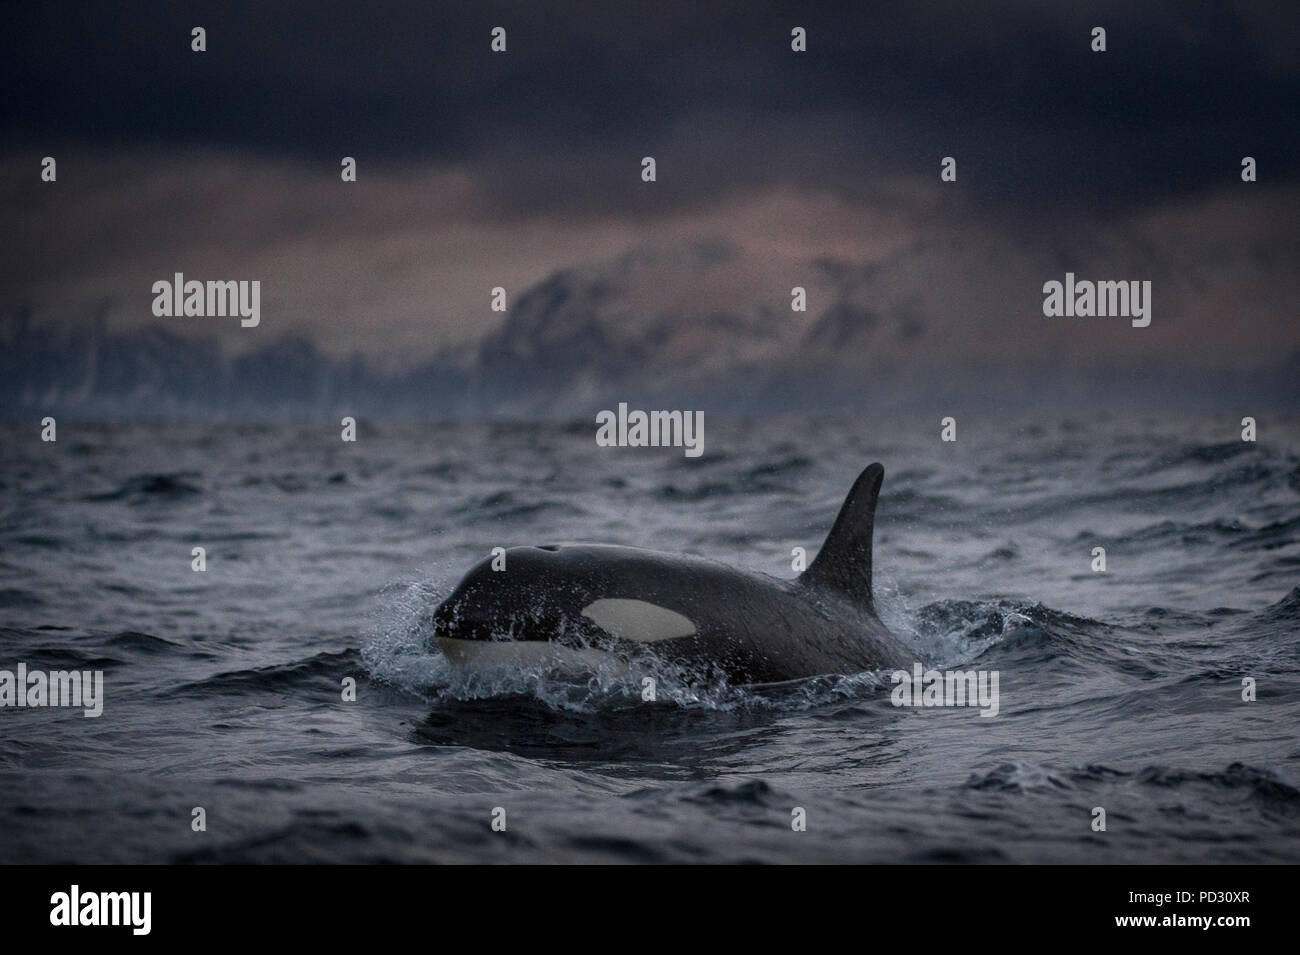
top-left (1, 415), bottom-right (1298, 864)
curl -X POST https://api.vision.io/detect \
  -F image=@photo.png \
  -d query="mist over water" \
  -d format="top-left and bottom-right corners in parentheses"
top-left (1, 415), bottom-right (1298, 863)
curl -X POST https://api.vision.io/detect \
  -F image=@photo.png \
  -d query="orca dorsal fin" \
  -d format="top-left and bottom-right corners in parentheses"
top-left (801, 463), bottom-right (883, 609)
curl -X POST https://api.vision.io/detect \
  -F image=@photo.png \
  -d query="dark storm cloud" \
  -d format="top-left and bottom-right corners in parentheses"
top-left (4, 0), bottom-right (1297, 217)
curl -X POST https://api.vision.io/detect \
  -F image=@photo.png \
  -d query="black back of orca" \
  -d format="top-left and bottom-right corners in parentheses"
top-left (430, 463), bottom-right (911, 683)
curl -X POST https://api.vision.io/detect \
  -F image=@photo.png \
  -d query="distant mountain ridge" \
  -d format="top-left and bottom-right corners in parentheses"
top-left (4, 241), bottom-right (1297, 419)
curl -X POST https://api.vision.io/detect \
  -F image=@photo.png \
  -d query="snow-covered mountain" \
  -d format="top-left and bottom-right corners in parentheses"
top-left (4, 239), bottom-right (1296, 419)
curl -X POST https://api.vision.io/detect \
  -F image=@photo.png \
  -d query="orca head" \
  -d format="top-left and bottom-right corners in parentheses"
top-left (429, 544), bottom-right (704, 667)
top-left (429, 545), bottom-right (599, 646)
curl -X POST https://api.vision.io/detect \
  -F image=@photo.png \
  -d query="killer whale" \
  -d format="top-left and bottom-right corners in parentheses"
top-left (428, 463), bottom-right (912, 683)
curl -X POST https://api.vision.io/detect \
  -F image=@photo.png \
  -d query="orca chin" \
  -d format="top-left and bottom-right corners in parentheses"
top-left (435, 635), bottom-right (632, 675)
top-left (428, 463), bottom-right (913, 684)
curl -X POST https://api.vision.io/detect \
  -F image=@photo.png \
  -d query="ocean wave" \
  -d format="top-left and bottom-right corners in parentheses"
top-left (162, 649), bottom-right (362, 697)
top-left (84, 472), bottom-right (203, 502)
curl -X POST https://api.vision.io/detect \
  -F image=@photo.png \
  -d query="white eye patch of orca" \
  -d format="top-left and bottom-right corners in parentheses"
top-left (581, 598), bottom-right (697, 642)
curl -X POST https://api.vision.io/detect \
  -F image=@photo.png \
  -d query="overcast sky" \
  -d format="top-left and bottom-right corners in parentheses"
top-left (3, 0), bottom-right (1297, 378)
